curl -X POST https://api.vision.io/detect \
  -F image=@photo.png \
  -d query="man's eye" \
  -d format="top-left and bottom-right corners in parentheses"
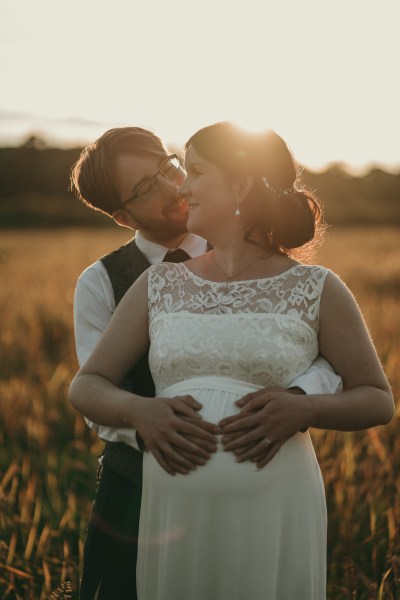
top-left (138, 179), bottom-right (157, 195)
top-left (160, 162), bottom-right (175, 178)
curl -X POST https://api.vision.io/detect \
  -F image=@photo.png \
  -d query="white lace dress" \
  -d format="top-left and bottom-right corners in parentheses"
top-left (136, 263), bottom-right (328, 600)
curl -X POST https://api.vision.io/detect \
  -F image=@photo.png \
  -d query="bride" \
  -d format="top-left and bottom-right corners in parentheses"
top-left (69, 121), bottom-right (394, 599)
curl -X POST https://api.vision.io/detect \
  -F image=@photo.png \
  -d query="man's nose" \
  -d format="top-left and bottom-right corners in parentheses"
top-left (159, 176), bottom-right (181, 198)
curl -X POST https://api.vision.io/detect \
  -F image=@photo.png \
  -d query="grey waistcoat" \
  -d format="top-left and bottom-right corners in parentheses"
top-left (99, 238), bottom-right (154, 484)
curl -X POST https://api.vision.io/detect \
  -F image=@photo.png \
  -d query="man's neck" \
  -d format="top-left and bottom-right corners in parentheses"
top-left (139, 231), bottom-right (188, 249)
top-left (135, 231), bottom-right (207, 265)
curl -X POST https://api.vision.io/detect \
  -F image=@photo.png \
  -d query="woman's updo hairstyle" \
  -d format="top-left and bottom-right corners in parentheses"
top-left (185, 121), bottom-right (325, 258)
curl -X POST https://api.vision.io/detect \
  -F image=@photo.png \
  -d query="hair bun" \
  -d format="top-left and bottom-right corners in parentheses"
top-left (272, 191), bottom-right (319, 249)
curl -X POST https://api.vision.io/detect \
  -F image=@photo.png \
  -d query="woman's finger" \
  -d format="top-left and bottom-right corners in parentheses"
top-left (256, 444), bottom-right (282, 469)
top-left (221, 412), bottom-right (260, 436)
top-left (235, 438), bottom-right (274, 462)
top-left (236, 389), bottom-right (267, 408)
top-left (170, 395), bottom-right (202, 415)
top-left (222, 425), bottom-right (264, 451)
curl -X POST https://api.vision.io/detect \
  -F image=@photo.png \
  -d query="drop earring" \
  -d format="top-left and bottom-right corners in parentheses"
top-left (235, 193), bottom-right (241, 217)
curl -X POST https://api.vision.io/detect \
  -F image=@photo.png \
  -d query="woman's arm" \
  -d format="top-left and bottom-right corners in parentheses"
top-left (220, 271), bottom-right (394, 466)
top-left (69, 271), bottom-right (219, 475)
top-left (306, 270), bottom-right (394, 428)
top-left (69, 271), bottom-right (152, 423)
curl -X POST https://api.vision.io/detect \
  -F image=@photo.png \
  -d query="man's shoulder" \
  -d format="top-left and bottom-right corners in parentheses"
top-left (100, 237), bottom-right (149, 277)
top-left (98, 237), bottom-right (150, 305)
top-left (76, 260), bottom-right (112, 298)
top-left (100, 237), bottom-right (141, 265)
top-left (76, 238), bottom-right (145, 288)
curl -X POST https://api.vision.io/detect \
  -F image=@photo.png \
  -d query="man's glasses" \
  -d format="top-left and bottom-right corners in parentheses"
top-left (121, 154), bottom-right (185, 205)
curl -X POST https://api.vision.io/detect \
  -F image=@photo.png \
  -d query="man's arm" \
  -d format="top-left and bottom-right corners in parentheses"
top-left (288, 355), bottom-right (343, 395)
top-left (74, 263), bottom-right (142, 449)
top-left (70, 271), bottom-right (220, 475)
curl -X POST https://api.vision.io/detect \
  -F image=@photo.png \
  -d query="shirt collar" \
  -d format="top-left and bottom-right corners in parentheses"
top-left (135, 230), bottom-right (207, 265)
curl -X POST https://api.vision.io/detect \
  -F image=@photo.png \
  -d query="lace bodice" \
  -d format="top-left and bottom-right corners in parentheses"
top-left (148, 263), bottom-right (329, 393)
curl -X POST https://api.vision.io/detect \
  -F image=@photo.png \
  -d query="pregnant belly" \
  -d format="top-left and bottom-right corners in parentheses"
top-left (144, 377), bottom-right (323, 496)
top-left (158, 376), bottom-right (261, 423)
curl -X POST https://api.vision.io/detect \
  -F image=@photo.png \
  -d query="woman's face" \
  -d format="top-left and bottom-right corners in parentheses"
top-left (180, 145), bottom-right (237, 237)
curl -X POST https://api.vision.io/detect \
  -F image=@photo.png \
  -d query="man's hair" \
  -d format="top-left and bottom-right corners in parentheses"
top-left (70, 127), bottom-right (168, 216)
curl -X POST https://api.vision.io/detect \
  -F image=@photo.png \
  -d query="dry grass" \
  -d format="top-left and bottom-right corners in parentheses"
top-left (0, 226), bottom-right (399, 599)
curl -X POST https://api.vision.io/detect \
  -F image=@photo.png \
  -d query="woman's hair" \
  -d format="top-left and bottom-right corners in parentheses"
top-left (185, 121), bottom-right (325, 259)
top-left (70, 127), bottom-right (168, 216)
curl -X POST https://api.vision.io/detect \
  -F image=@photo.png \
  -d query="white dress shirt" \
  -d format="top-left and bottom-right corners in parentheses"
top-left (73, 231), bottom-right (342, 451)
top-left (74, 232), bottom-right (208, 449)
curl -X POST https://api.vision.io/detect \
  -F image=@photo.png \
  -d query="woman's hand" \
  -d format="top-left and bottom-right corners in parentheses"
top-left (219, 387), bottom-right (311, 469)
top-left (136, 395), bottom-right (221, 476)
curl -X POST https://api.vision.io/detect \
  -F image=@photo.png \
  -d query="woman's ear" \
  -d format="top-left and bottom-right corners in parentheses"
top-left (112, 209), bottom-right (138, 230)
top-left (231, 175), bottom-right (253, 203)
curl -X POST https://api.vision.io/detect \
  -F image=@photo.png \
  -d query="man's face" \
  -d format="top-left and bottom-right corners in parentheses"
top-left (113, 153), bottom-right (189, 244)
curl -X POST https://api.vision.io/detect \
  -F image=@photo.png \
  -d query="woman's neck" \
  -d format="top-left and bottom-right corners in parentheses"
top-left (209, 236), bottom-right (273, 280)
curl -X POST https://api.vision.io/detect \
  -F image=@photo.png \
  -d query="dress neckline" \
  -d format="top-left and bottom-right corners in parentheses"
top-left (179, 262), bottom-right (307, 286)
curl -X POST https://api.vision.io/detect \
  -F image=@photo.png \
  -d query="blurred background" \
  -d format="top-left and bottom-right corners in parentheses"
top-left (1, 0), bottom-right (399, 228)
top-left (0, 1), bottom-right (399, 598)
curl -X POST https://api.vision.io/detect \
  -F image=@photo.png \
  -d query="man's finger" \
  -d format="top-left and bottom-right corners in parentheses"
top-left (180, 416), bottom-right (221, 435)
top-left (173, 447), bottom-right (209, 467)
top-left (151, 448), bottom-right (176, 476)
top-left (162, 443), bottom-right (210, 470)
top-left (168, 431), bottom-right (216, 457)
top-left (158, 442), bottom-right (199, 471)
top-left (153, 446), bottom-right (204, 475)
top-left (179, 431), bottom-right (220, 453)
top-left (174, 418), bottom-right (219, 445)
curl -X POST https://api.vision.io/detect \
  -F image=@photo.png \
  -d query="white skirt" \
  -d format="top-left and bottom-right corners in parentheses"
top-left (137, 377), bottom-right (327, 600)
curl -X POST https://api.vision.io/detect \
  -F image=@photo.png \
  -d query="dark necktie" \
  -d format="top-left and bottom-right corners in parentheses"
top-left (163, 248), bottom-right (191, 263)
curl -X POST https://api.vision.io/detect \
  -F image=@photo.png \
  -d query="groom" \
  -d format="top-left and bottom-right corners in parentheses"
top-left (70, 126), bottom-right (341, 599)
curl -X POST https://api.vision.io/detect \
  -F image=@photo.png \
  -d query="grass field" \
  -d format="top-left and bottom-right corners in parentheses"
top-left (0, 226), bottom-right (399, 599)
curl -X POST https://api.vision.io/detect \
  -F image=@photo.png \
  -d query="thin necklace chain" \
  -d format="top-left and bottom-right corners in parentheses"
top-left (211, 250), bottom-right (275, 282)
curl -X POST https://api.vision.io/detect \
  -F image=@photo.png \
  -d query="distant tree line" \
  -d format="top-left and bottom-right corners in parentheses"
top-left (0, 136), bottom-right (399, 227)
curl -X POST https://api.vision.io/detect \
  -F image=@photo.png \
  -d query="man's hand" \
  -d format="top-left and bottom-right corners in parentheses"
top-left (219, 387), bottom-right (310, 469)
top-left (135, 395), bottom-right (220, 476)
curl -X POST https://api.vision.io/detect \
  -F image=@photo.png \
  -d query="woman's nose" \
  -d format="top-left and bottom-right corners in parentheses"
top-left (178, 176), bottom-right (189, 197)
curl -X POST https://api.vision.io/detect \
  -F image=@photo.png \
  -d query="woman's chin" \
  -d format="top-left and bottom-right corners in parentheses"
top-left (186, 209), bottom-right (204, 236)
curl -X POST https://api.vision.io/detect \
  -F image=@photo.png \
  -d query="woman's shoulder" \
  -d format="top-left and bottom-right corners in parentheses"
top-left (148, 262), bottom-right (185, 277)
top-left (147, 263), bottom-right (187, 292)
top-left (284, 262), bottom-right (331, 283)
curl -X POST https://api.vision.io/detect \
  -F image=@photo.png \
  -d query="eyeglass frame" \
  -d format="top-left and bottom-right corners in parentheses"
top-left (118, 153), bottom-right (185, 207)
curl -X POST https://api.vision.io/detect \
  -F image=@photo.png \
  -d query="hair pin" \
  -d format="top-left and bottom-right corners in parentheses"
top-left (262, 176), bottom-right (295, 199)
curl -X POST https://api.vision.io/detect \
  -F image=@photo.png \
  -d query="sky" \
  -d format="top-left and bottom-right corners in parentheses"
top-left (0, 0), bottom-right (399, 172)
